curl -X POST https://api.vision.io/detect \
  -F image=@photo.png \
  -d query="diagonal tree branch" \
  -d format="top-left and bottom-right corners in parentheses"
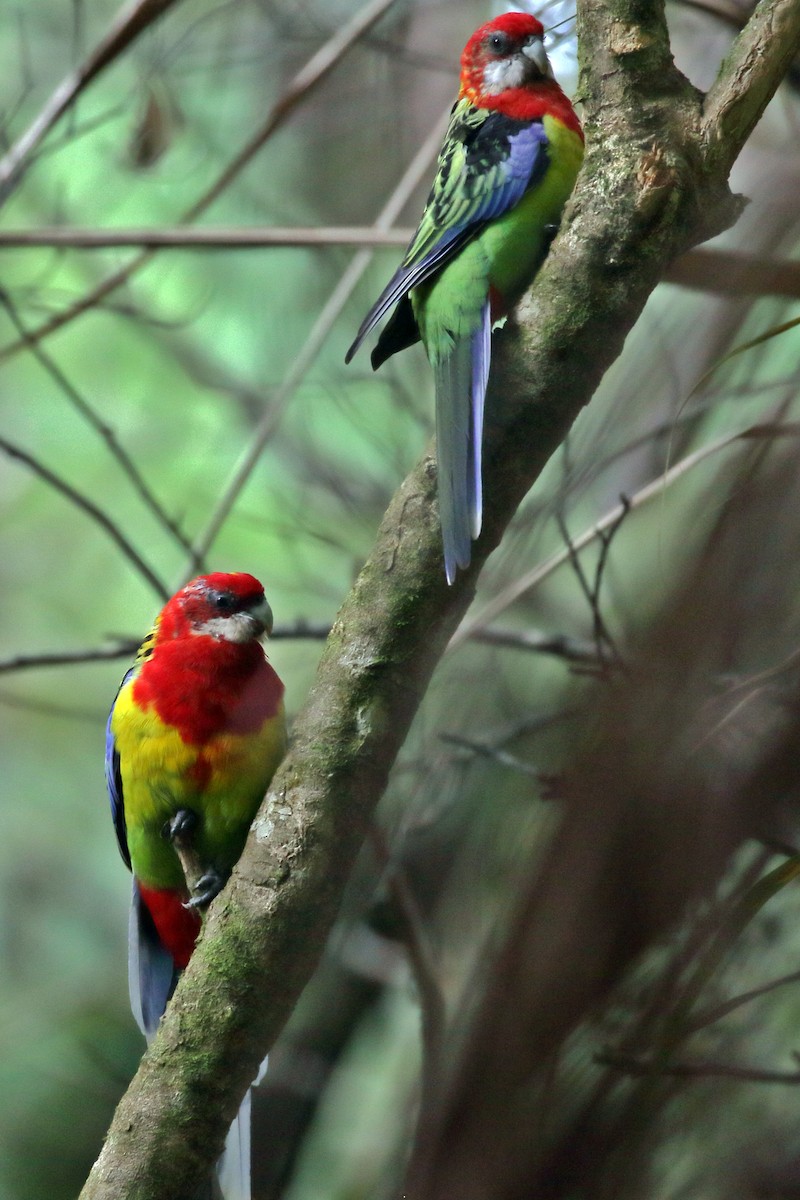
top-left (0, 0), bottom-right (401, 364)
top-left (80, 1), bottom-right (800, 1197)
top-left (701, 0), bottom-right (800, 170)
top-left (449, 419), bottom-right (800, 652)
top-left (0, 289), bottom-right (199, 566)
top-left (187, 106), bottom-right (450, 567)
top-left (0, 0), bottom-right (184, 199)
top-left (0, 435), bottom-right (168, 600)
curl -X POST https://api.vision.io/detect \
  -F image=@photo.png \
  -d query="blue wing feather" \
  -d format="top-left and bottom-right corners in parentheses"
top-left (346, 111), bottom-right (549, 365)
top-left (105, 666), bottom-right (134, 869)
top-left (345, 225), bottom-right (473, 364)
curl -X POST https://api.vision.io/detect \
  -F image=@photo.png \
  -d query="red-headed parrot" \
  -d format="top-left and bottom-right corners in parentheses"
top-left (106, 572), bottom-right (286, 1199)
top-left (346, 11), bottom-right (584, 582)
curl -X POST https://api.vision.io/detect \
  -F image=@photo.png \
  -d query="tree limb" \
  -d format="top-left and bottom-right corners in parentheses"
top-left (701, 0), bottom-right (800, 172)
top-left (80, 0), bottom-right (800, 1196)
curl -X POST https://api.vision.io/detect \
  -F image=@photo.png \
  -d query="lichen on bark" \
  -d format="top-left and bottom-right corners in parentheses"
top-left (80, 2), bottom-right (800, 1197)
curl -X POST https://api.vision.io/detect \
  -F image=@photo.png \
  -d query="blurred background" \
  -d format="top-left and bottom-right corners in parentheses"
top-left (1, 1), bottom-right (800, 1197)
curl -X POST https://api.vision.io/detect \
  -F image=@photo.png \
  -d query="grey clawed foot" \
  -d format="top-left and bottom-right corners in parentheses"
top-left (162, 807), bottom-right (198, 847)
top-left (161, 808), bottom-right (228, 909)
top-left (185, 869), bottom-right (228, 910)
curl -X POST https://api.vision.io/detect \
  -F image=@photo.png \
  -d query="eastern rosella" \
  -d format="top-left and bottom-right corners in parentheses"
top-left (346, 12), bottom-right (584, 582)
top-left (106, 572), bottom-right (286, 1200)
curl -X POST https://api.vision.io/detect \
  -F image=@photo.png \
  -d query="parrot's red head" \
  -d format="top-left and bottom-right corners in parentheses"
top-left (461, 13), bottom-right (549, 98)
top-left (156, 572), bottom-right (274, 645)
top-left (459, 12), bottom-right (581, 134)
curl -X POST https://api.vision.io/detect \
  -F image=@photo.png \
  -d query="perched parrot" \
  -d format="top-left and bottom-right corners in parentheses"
top-left (346, 11), bottom-right (584, 583)
top-left (105, 572), bottom-right (286, 1200)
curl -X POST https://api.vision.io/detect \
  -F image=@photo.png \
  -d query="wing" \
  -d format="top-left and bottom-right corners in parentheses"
top-left (106, 624), bottom-right (157, 868)
top-left (105, 666), bottom-right (135, 869)
top-left (109, 666), bottom-right (181, 1038)
top-left (346, 101), bottom-right (549, 364)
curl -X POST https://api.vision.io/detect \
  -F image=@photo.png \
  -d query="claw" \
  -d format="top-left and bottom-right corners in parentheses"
top-left (184, 869), bottom-right (228, 910)
top-left (162, 808), bottom-right (198, 846)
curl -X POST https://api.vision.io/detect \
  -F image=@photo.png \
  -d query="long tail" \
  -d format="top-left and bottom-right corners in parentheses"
top-left (434, 300), bottom-right (491, 583)
top-left (129, 881), bottom-right (179, 1038)
top-left (216, 1093), bottom-right (252, 1200)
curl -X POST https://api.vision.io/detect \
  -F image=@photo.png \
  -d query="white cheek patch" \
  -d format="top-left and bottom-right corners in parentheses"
top-left (194, 613), bottom-right (260, 643)
top-left (482, 55), bottom-right (528, 94)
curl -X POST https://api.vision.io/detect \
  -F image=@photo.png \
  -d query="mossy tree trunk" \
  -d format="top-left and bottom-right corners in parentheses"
top-left (80, 1), bottom-right (800, 1196)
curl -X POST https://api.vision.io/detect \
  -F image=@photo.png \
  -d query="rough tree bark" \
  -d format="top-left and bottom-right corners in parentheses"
top-left (80, 1), bottom-right (800, 1197)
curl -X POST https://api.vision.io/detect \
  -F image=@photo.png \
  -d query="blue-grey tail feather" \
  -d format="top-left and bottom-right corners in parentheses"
top-left (215, 1051), bottom-right (267, 1199)
top-left (217, 1094), bottom-right (252, 1200)
top-left (129, 881), bottom-right (179, 1040)
top-left (435, 301), bottom-right (491, 584)
top-left (468, 302), bottom-right (491, 540)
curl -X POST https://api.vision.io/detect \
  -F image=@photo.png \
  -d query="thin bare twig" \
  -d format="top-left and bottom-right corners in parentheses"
top-left (470, 627), bottom-right (598, 663)
top-left (0, 644), bottom-right (138, 675)
top-left (0, 290), bottom-right (199, 565)
top-left (270, 622), bottom-right (331, 641)
top-left (687, 968), bottom-right (800, 1032)
top-left (599, 1048), bottom-right (800, 1085)
top-left (439, 732), bottom-right (542, 780)
top-left (0, 623), bottom-right (591, 680)
top-left (555, 501), bottom-right (628, 673)
top-left (449, 421), bottom-right (800, 653)
top-left (541, 849), bottom-right (776, 1188)
top-left (602, 857), bottom-right (800, 1160)
top-left (0, 435), bottom-right (168, 599)
top-left (0, 0), bottom-right (184, 198)
top-left (0, 0), bottom-right (401, 364)
top-left (368, 827), bottom-right (446, 1098)
top-left (4, 232), bottom-right (800, 300)
top-left (187, 105), bottom-right (450, 565)
top-left (0, 622), bottom-right (331, 677)
top-left (0, 226), bottom-right (412, 250)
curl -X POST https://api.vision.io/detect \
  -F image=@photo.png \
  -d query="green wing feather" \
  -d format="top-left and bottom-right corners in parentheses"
top-left (346, 100), bottom-right (544, 364)
top-left (405, 101), bottom-right (529, 263)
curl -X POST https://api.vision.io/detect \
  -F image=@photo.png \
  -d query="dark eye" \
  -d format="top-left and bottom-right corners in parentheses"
top-left (212, 591), bottom-right (237, 613)
top-left (488, 31), bottom-right (510, 54)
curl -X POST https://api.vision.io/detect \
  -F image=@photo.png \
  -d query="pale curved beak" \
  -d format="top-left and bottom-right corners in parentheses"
top-left (523, 36), bottom-right (552, 78)
top-left (250, 595), bottom-right (274, 638)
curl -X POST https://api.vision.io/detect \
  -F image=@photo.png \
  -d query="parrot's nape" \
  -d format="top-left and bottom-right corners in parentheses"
top-left (346, 11), bottom-right (584, 583)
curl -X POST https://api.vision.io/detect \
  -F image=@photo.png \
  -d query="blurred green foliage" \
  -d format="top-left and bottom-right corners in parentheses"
top-left (2, 1), bottom-right (800, 1197)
